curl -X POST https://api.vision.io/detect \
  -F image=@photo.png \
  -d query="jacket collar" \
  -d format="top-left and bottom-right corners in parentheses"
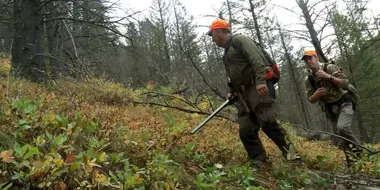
top-left (223, 35), bottom-right (234, 49)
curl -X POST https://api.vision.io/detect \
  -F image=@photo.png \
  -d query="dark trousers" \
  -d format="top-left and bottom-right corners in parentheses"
top-left (238, 111), bottom-right (291, 161)
top-left (235, 82), bottom-right (292, 161)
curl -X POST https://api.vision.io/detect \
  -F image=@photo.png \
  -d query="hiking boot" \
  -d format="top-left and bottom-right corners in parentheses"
top-left (345, 153), bottom-right (357, 169)
top-left (251, 159), bottom-right (272, 167)
top-left (346, 159), bottom-right (354, 169)
top-left (291, 154), bottom-right (303, 162)
top-left (344, 144), bottom-right (364, 168)
top-left (282, 150), bottom-right (303, 162)
top-left (344, 152), bottom-right (359, 169)
top-left (250, 159), bottom-right (272, 174)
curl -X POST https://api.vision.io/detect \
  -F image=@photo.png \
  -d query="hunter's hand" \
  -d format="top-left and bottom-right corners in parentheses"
top-left (256, 84), bottom-right (269, 96)
top-left (313, 87), bottom-right (327, 97)
top-left (226, 93), bottom-right (234, 100)
top-left (314, 70), bottom-right (331, 80)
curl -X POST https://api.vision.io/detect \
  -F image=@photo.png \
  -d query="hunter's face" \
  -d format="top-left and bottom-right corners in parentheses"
top-left (211, 30), bottom-right (225, 47)
top-left (303, 55), bottom-right (318, 70)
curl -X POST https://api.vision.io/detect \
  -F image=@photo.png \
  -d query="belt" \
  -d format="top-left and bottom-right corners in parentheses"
top-left (326, 93), bottom-right (352, 106)
top-left (324, 93), bottom-right (353, 112)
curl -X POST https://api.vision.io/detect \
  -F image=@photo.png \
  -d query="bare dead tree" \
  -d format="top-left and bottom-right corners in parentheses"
top-left (295, 0), bottom-right (331, 62)
top-left (278, 23), bottom-right (312, 130)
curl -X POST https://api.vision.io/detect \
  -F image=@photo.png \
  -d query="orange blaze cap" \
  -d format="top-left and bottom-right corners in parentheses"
top-left (301, 50), bottom-right (317, 60)
top-left (207, 19), bottom-right (231, 36)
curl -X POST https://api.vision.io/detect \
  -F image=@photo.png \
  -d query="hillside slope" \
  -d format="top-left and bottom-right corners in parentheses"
top-left (0, 60), bottom-right (380, 189)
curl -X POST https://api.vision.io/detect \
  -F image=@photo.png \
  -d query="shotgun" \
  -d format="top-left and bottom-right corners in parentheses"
top-left (190, 99), bottom-right (232, 134)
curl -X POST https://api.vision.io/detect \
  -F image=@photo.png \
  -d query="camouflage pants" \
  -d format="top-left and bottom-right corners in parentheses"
top-left (235, 85), bottom-right (293, 161)
top-left (327, 102), bottom-right (362, 161)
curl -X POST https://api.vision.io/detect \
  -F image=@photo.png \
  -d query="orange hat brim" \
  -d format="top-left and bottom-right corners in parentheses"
top-left (301, 51), bottom-right (317, 60)
top-left (206, 19), bottom-right (230, 36)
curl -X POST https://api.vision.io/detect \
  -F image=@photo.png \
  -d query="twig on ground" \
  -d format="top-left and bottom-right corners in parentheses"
top-left (140, 91), bottom-right (200, 110)
top-left (294, 124), bottom-right (380, 155)
top-left (125, 97), bottom-right (234, 121)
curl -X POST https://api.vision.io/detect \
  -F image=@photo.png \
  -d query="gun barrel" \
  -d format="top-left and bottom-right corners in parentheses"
top-left (190, 99), bottom-right (231, 134)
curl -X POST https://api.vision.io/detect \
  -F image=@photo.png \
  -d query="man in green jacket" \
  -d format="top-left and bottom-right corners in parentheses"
top-left (206, 19), bottom-right (300, 165)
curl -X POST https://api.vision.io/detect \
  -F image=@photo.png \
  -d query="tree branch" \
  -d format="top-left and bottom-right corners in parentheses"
top-left (295, 124), bottom-right (380, 155)
top-left (270, 3), bottom-right (303, 17)
top-left (141, 91), bottom-right (201, 111)
top-left (62, 19), bottom-right (95, 80)
top-left (195, 91), bottom-right (215, 111)
top-left (178, 38), bottom-right (225, 101)
top-left (44, 17), bottom-right (132, 41)
top-left (125, 98), bottom-right (234, 121)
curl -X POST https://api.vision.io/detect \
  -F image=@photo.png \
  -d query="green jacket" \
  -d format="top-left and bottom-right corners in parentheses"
top-left (223, 34), bottom-right (267, 92)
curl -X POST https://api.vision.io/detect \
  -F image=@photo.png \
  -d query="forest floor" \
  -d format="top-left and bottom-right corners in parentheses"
top-left (0, 58), bottom-right (380, 189)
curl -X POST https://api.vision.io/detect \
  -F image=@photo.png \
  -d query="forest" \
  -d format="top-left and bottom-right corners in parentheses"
top-left (0, 0), bottom-right (380, 189)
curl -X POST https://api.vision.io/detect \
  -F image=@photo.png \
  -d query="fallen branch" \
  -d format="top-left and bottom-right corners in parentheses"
top-left (164, 132), bottom-right (192, 153)
top-left (142, 91), bottom-right (219, 114)
top-left (140, 91), bottom-right (200, 111)
top-left (334, 174), bottom-right (380, 187)
top-left (125, 97), bottom-right (234, 121)
top-left (194, 91), bottom-right (215, 111)
top-left (294, 124), bottom-right (380, 155)
top-left (312, 171), bottom-right (380, 189)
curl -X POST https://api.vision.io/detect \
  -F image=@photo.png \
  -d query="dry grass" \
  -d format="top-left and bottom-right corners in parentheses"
top-left (0, 72), bottom-right (348, 172)
top-left (0, 57), bottom-right (10, 77)
top-left (1, 57), bottom-right (379, 189)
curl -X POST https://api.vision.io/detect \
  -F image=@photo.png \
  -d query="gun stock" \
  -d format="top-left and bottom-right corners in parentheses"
top-left (190, 99), bottom-right (231, 134)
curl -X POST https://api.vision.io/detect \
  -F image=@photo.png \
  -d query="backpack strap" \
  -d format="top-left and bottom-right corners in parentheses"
top-left (307, 69), bottom-right (325, 111)
top-left (322, 62), bottom-right (329, 72)
top-left (224, 35), bottom-right (236, 88)
top-left (308, 62), bottom-right (329, 90)
top-left (308, 75), bottom-right (317, 90)
top-left (228, 34), bottom-right (242, 54)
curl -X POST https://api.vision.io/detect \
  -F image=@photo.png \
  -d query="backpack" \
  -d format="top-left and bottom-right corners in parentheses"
top-left (307, 62), bottom-right (360, 110)
top-left (229, 34), bottom-right (280, 84)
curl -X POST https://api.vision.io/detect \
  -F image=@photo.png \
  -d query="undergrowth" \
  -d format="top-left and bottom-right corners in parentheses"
top-left (0, 58), bottom-right (380, 189)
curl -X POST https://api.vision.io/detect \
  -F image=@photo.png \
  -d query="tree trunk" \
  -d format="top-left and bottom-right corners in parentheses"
top-left (157, 0), bottom-right (171, 72)
top-left (297, 0), bottom-right (328, 63)
top-left (11, 0), bottom-right (45, 82)
top-left (226, 0), bottom-right (233, 29)
top-left (249, 0), bottom-right (264, 47)
top-left (46, 1), bottom-right (62, 79)
top-left (279, 26), bottom-right (312, 129)
top-left (73, 1), bottom-right (81, 34)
